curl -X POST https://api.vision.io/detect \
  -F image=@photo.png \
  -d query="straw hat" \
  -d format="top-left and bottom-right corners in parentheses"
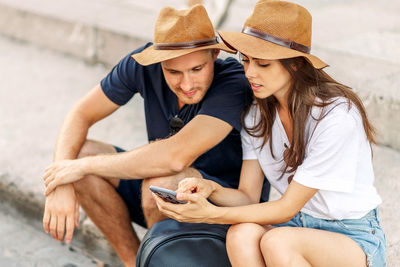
top-left (132, 4), bottom-right (234, 66)
top-left (218, 0), bottom-right (328, 69)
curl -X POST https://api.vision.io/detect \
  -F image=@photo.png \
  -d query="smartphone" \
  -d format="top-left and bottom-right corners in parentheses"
top-left (149, 185), bottom-right (187, 204)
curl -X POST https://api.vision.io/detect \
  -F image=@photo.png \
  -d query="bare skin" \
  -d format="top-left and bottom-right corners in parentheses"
top-left (141, 168), bottom-right (203, 228)
top-left (226, 223), bottom-right (270, 267)
top-left (72, 140), bottom-right (139, 266)
top-left (228, 223), bottom-right (366, 267)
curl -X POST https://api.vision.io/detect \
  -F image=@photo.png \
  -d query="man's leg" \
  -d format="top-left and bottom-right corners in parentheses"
top-left (73, 140), bottom-right (139, 267)
top-left (141, 168), bottom-right (203, 227)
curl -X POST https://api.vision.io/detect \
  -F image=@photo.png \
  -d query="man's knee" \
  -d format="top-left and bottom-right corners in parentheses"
top-left (73, 174), bottom-right (98, 196)
top-left (141, 176), bottom-right (174, 211)
top-left (77, 139), bottom-right (116, 159)
top-left (141, 169), bottom-right (202, 214)
top-left (72, 173), bottom-right (117, 199)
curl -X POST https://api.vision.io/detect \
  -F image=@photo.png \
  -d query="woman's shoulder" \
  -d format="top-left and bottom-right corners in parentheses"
top-left (243, 101), bottom-right (260, 124)
top-left (310, 97), bottom-right (362, 124)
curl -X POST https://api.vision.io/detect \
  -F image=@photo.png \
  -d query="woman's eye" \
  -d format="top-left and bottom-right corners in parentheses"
top-left (258, 63), bottom-right (270, 68)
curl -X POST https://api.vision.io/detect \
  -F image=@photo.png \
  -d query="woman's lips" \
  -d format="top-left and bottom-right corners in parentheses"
top-left (250, 83), bottom-right (262, 92)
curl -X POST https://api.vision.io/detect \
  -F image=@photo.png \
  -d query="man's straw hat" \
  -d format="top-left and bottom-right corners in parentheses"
top-left (218, 0), bottom-right (328, 69)
top-left (132, 4), bottom-right (234, 66)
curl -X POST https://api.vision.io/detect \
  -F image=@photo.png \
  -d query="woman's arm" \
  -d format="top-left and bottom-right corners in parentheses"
top-left (156, 180), bottom-right (317, 225)
top-left (213, 181), bottom-right (317, 224)
top-left (209, 159), bottom-right (265, 206)
top-left (175, 159), bottom-right (265, 207)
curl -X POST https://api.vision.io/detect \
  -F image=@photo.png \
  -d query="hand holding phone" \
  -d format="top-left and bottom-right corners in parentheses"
top-left (150, 185), bottom-right (187, 204)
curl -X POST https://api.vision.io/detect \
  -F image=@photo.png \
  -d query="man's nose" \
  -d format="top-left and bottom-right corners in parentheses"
top-left (180, 73), bottom-right (194, 91)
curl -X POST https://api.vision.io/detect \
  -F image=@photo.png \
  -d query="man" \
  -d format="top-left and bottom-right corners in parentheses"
top-left (42, 4), bottom-right (267, 266)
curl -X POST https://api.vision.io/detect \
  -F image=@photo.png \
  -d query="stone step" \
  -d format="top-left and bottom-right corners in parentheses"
top-left (1, 0), bottom-right (398, 150)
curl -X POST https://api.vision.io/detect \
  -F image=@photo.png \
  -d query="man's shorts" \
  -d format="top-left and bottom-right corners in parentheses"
top-left (114, 146), bottom-right (235, 228)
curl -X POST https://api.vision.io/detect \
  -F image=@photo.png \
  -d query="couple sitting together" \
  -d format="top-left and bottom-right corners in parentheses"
top-left (42, 1), bottom-right (386, 266)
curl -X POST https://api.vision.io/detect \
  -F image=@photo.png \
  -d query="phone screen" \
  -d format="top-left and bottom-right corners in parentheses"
top-left (150, 185), bottom-right (187, 204)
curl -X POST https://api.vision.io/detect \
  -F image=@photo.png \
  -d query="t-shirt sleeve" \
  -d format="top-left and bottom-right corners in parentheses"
top-left (100, 44), bottom-right (151, 105)
top-left (241, 127), bottom-right (258, 160)
top-left (293, 111), bottom-right (361, 193)
top-left (198, 58), bottom-right (251, 131)
top-left (241, 105), bottom-right (259, 160)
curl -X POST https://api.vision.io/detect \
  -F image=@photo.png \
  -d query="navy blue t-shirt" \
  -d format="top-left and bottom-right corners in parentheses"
top-left (100, 43), bottom-right (252, 188)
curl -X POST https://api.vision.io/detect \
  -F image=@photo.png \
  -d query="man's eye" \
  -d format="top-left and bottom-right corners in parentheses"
top-left (192, 67), bottom-right (202, 72)
top-left (241, 59), bottom-right (249, 63)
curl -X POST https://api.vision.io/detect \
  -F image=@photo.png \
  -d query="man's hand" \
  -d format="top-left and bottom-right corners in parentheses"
top-left (43, 184), bottom-right (79, 243)
top-left (43, 159), bottom-right (86, 196)
top-left (176, 177), bottom-right (215, 198)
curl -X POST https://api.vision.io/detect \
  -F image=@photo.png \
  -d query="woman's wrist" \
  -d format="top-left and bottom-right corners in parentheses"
top-left (208, 206), bottom-right (231, 224)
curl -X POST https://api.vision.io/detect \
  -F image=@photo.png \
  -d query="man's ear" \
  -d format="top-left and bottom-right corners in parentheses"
top-left (213, 49), bottom-right (220, 60)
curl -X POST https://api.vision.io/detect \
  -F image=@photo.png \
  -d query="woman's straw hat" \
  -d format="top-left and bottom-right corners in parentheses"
top-left (132, 4), bottom-right (234, 66)
top-left (218, 0), bottom-right (328, 69)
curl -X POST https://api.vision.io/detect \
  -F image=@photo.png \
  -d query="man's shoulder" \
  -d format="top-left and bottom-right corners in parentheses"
top-left (214, 57), bottom-right (243, 74)
top-left (213, 57), bottom-right (246, 85)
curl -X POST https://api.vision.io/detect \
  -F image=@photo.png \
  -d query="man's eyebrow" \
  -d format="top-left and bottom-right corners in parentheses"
top-left (164, 67), bottom-right (180, 72)
top-left (164, 62), bottom-right (207, 72)
top-left (191, 63), bottom-right (207, 69)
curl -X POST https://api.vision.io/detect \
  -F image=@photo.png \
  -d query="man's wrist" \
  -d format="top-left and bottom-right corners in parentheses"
top-left (78, 156), bottom-right (92, 176)
top-left (210, 180), bottom-right (219, 193)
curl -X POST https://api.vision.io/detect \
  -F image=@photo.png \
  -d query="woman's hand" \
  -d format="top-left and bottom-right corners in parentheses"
top-left (176, 177), bottom-right (215, 199)
top-left (154, 191), bottom-right (220, 224)
top-left (43, 159), bottom-right (87, 196)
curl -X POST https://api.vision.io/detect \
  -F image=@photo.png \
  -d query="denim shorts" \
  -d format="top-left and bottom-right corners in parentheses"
top-left (274, 209), bottom-right (386, 267)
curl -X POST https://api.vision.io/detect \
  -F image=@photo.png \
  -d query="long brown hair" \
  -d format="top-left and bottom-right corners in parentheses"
top-left (241, 57), bottom-right (376, 176)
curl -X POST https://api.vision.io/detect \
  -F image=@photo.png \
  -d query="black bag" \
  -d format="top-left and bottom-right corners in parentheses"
top-left (136, 219), bottom-right (232, 267)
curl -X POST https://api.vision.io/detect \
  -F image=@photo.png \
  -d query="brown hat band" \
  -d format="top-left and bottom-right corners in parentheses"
top-left (153, 37), bottom-right (218, 50)
top-left (242, 27), bottom-right (311, 54)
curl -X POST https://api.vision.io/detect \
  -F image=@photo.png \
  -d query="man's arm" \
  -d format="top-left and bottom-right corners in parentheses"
top-left (44, 114), bottom-right (234, 193)
top-left (43, 84), bottom-right (120, 242)
top-left (85, 114), bottom-right (233, 178)
top-left (54, 84), bottom-right (120, 160)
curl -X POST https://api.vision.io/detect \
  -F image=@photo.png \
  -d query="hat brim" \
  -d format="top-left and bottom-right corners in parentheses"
top-left (132, 42), bottom-right (235, 66)
top-left (218, 31), bottom-right (328, 69)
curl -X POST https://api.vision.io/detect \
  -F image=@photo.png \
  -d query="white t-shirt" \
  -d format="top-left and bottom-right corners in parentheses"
top-left (241, 98), bottom-right (382, 220)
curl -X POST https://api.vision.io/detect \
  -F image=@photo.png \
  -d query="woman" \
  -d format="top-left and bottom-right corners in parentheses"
top-left (154, 1), bottom-right (386, 266)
